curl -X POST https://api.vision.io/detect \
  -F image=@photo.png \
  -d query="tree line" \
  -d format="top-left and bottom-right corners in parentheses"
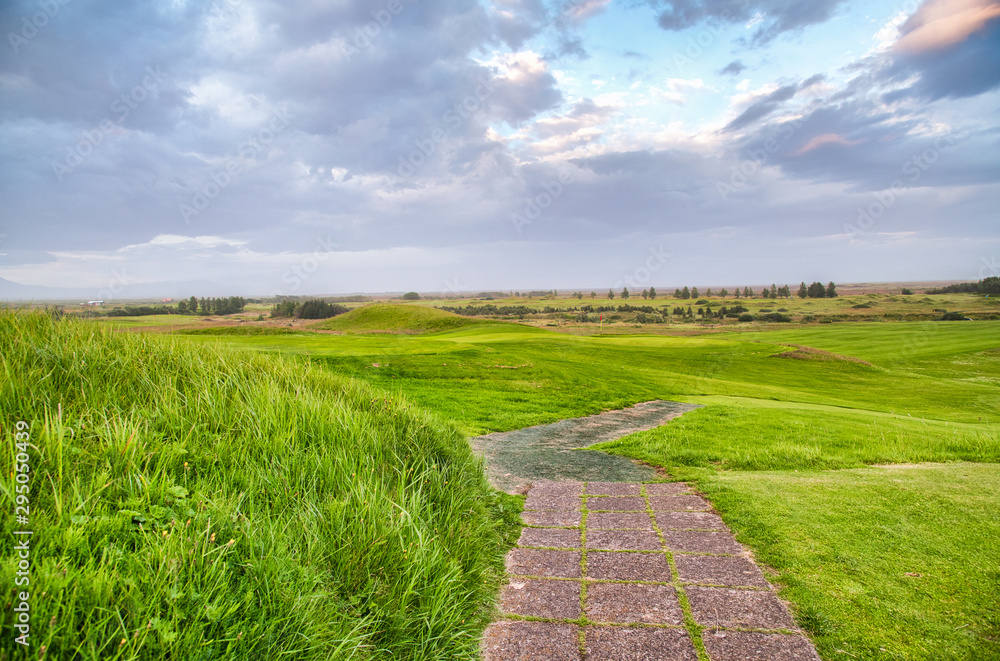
top-left (925, 277), bottom-right (1000, 295)
top-left (270, 299), bottom-right (349, 319)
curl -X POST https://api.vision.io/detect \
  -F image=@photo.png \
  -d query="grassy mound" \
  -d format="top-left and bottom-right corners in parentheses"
top-left (0, 311), bottom-right (518, 660)
top-left (314, 304), bottom-right (486, 334)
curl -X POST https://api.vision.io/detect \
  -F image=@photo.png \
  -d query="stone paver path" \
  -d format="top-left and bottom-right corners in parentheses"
top-left (482, 481), bottom-right (820, 661)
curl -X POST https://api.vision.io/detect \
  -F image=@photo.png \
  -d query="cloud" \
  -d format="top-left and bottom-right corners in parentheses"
top-left (882, 0), bottom-right (1000, 100)
top-left (894, 0), bottom-right (1000, 53)
top-left (647, 0), bottom-right (849, 44)
top-left (723, 83), bottom-right (799, 131)
top-left (718, 60), bottom-right (747, 76)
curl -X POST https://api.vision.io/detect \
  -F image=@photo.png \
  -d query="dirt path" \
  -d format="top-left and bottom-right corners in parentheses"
top-left (482, 481), bottom-right (820, 661)
top-left (471, 401), bottom-right (700, 493)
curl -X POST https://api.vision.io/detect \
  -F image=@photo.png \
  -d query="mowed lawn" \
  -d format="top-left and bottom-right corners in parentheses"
top-left (173, 313), bottom-right (1000, 659)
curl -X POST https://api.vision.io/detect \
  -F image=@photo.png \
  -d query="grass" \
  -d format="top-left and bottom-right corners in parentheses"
top-left (696, 463), bottom-right (1000, 660)
top-left (594, 400), bottom-right (998, 471)
top-left (0, 310), bottom-right (521, 660)
top-left (312, 303), bottom-right (489, 334)
top-left (171, 305), bottom-right (1000, 659)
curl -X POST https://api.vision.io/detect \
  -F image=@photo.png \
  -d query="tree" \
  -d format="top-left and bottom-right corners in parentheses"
top-left (734, 288), bottom-right (741, 299)
top-left (900, 288), bottom-right (913, 295)
top-left (674, 288), bottom-right (683, 299)
top-left (779, 285), bottom-right (791, 298)
top-left (719, 288), bottom-right (729, 298)
top-left (189, 296), bottom-right (198, 313)
top-left (797, 282), bottom-right (808, 298)
top-left (590, 291), bottom-right (597, 299)
top-left (681, 286), bottom-right (690, 299)
top-left (575, 291), bottom-right (584, 299)
top-left (649, 286), bottom-right (656, 299)
top-left (296, 299), bottom-right (349, 319)
top-left (607, 289), bottom-right (615, 300)
top-left (706, 288), bottom-right (713, 298)
top-left (621, 287), bottom-right (630, 299)
top-left (691, 287), bottom-right (699, 298)
top-left (177, 300), bottom-right (188, 314)
top-left (807, 281), bottom-right (826, 298)
top-left (743, 287), bottom-right (753, 298)
top-left (980, 277), bottom-right (1000, 295)
top-left (402, 291), bottom-right (421, 300)
top-left (641, 289), bottom-right (649, 299)
top-left (826, 281), bottom-right (838, 298)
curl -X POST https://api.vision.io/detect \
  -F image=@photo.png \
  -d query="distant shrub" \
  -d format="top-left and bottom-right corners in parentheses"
top-left (738, 314), bottom-right (754, 322)
top-left (758, 312), bottom-right (792, 323)
top-left (939, 311), bottom-right (969, 321)
top-left (402, 292), bottom-right (421, 300)
top-left (901, 288), bottom-right (913, 295)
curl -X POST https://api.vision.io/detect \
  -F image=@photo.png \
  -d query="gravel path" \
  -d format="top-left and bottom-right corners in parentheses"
top-left (482, 481), bottom-right (820, 661)
top-left (472, 401), bottom-right (700, 493)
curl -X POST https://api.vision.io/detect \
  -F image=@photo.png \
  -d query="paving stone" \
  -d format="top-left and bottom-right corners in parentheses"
top-left (586, 529), bottom-right (662, 552)
top-left (656, 511), bottom-right (728, 532)
top-left (584, 626), bottom-right (697, 661)
top-left (587, 551), bottom-right (672, 582)
top-left (587, 512), bottom-right (654, 530)
top-left (522, 511), bottom-right (581, 528)
top-left (674, 555), bottom-right (770, 588)
top-left (584, 582), bottom-right (684, 625)
top-left (702, 631), bottom-right (821, 661)
top-left (501, 579), bottom-right (582, 620)
top-left (649, 495), bottom-right (710, 512)
top-left (663, 531), bottom-right (743, 555)
top-left (587, 496), bottom-right (647, 512)
top-left (519, 527), bottom-right (582, 549)
top-left (645, 482), bottom-right (691, 496)
top-left (525, 495), bottom-right (583, 511)
top-left (507, 548), bottom-right (582, 578)
top-left (481, 620), bottom-right (580, 661)
top-left (686, 586), bottom-right (796, 630)
top-left (586, 482), bottom-right (641, 496)
top-left (530, 481), bottom-right (585, 497)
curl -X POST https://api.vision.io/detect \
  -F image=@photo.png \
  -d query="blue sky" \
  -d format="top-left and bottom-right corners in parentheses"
top-left (1, 0), bottom-right (998, 299)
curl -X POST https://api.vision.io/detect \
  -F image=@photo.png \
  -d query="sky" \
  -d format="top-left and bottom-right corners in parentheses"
top-left (1, 0), bottom-right (999, 299)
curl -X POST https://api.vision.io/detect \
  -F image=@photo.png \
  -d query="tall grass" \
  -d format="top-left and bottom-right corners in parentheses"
top-left (0, 310), bottom-right (519, 660)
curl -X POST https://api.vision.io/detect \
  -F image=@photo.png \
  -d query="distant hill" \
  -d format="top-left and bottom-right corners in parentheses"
top-left (314, 303), bottom-right (488, 334)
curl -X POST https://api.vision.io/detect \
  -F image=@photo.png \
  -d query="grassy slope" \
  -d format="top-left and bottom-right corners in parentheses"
top-left (313, 303), bottom-right (490, 334)
top-left (697, 464), bottom-right (1000, 660)
top-left (0, 311), bottom-right (520, 660)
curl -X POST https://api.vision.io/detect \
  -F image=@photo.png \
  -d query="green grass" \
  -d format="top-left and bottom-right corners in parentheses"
top-left (696, 463), bottom-right (1000, 660)
top-left (595, 400), bottom-right (998, 471)
top-left (0, 311), bottom-right (521, 660)
top-left (171, 307), bottom-right (1000, 659)
top-left (312, 303), bottom-right (490, 334)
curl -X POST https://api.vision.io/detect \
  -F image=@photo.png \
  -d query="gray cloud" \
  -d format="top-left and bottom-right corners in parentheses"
top-left (647, 0), bottom-right (848, 44)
